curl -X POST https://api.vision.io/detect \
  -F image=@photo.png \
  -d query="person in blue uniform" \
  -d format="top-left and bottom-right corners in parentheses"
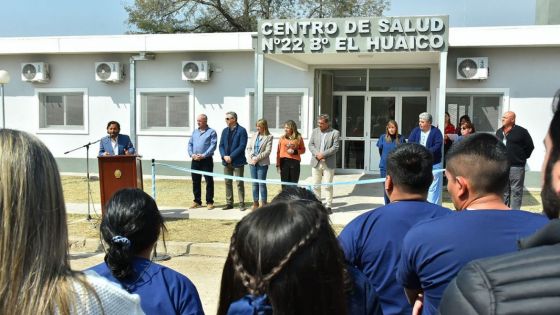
top-left (89, 188), bottom-right (204, 315)
top-left (396, 134), bottom-right (548, 315)
top-left (339, 143), bottom-right (450, 315)
top-left (377, 119), bottom-right (405, 204)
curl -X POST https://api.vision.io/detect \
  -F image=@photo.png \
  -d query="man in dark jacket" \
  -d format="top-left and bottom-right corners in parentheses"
top-left (439, 90), bottom-right (560, 315)
top-left (495, 111), bottom-right (534, 209)
top-left (219, 111), bottom-right (248, 210)
top-left (408, 112), bottom-right (443, 205)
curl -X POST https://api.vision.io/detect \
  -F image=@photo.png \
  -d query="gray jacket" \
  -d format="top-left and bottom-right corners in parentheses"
top-left (245, 132), bottom-right (273, 166)
top-left (308, 127), bottom-right (340, 169)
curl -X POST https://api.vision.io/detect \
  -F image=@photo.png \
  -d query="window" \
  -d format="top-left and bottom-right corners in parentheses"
top-left (39, 91), bottom-right (85, 131)
top-left (140, 92), bottom-right (189, 131)
top-left (333, 69), bottom-right (367, 91)
top-left (446, 94), bottom-right (502, 133)
top-left (249, 89), bottom-right (306, 132)
top-left (369, 69), bottom-right (430, 91)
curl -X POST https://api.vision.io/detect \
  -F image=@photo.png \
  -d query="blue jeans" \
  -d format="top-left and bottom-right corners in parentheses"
top-left (428, 162), bottom-right (443, 205)
top-left (250, 164), bottom-right (269, 202)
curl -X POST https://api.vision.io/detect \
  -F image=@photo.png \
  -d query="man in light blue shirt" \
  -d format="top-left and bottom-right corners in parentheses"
top-left (188, 114), bottom-right (217, 209)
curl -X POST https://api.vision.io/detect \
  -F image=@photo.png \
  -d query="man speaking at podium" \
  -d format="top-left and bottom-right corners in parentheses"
top-left (98, 121), bottom-right (136, 156)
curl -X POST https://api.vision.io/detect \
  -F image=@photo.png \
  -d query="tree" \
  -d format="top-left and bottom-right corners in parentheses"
top-left (125, 0), bottom-right (391, 33)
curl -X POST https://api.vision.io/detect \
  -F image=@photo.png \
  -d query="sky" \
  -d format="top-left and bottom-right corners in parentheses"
top-left (0, 0), bottom-right (536, 37)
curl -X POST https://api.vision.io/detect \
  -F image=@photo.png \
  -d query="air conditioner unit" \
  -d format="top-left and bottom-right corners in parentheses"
top-left (457, 57), bottom-right (489, 80)
top-left (95, 62), bottom-right (125, 82)
top-left (21, 62), bottom-right (50, 82)
top-left (182, 61), bottom-right (210, 81)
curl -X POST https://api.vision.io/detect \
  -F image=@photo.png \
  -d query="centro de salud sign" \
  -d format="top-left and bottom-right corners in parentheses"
top-left (257, 16), bottom-right (448, 54)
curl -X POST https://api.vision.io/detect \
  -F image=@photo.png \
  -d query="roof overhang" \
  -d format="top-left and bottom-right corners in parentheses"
top-left (265, 51), bottom-right (441, 71)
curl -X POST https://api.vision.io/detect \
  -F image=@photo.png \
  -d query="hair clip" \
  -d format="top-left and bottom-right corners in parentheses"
top-left (111, 235), bottom-right (131, 248)
top-left (226, 294), bottom-right (272, 315)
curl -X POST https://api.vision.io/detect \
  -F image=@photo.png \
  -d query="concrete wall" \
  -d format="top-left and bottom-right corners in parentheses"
top-left (0, 51), bottom-right (315, 173)
top-left (1, 45), bottom-right (557, 181)
top-left (447, 47), bottom-right (560, 172)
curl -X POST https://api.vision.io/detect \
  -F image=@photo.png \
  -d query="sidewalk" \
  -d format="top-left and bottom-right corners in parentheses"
top-left (66, 174), bottom-right (387, 226)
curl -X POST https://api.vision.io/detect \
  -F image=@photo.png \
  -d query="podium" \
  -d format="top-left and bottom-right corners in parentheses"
top-left (98, 155), bottom-right (143, 215)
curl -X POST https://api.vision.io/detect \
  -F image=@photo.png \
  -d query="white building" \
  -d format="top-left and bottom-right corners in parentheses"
top-left (0, 16), bottom-right (557, 186)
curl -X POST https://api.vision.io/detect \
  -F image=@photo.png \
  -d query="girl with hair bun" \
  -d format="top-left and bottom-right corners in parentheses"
top-left (217, 199), bottom-right (351, 315)
top-left (90, 188), bottom-right (204, 315)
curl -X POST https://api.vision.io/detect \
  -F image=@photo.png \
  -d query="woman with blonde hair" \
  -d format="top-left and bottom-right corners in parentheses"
top-left (377, 120), bottom-right (405, 204)
top-left (0, 129), bottom-right (143, 315)
top-left (246, 119), bottom-right (273, 210)
top-left (276, 120), bottom-right (306, 190)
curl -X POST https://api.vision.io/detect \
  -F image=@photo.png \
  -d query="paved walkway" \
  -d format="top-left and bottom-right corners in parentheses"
top-left (67, 174), bottom-right (387, 225)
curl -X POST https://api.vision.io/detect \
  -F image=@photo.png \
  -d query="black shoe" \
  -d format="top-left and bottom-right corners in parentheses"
top-left (222, 204), bottom-right (234, 210)
top-left (239, 203), bottom-right (247, 211)
top-left (326, 207), bottom-right (333, 214)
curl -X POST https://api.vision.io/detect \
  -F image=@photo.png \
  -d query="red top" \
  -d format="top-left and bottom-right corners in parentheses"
top-left (444, 123), bottom-right (455, 145)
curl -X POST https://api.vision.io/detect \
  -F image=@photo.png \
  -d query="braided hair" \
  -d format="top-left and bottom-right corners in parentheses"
top-left (218, 200), bottom-right (348, 315)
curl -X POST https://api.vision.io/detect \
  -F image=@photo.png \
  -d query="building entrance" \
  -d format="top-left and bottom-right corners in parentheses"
top-left (317, 68), bottom-right (431, 173)
top-left (331, 93), bottom-right (428, 173)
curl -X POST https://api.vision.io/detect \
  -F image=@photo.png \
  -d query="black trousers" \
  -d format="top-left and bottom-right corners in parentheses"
top-left (191, 157), bottom-right (214, 204)
top-left (280, 158), bottom-right (300, 190)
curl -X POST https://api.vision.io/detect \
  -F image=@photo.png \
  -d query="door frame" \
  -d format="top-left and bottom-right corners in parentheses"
top-left (334, 91), bottom-right (431, 174)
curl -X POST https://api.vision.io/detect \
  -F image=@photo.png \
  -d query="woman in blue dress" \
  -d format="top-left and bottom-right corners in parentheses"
top-left (90, 188), bottom-right (205, 315)
top-left (377, 120), bottom-right (405, 204)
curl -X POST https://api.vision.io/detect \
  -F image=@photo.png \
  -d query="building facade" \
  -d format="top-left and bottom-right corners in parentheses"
top-left (0, 18), bottom-right (558, 185)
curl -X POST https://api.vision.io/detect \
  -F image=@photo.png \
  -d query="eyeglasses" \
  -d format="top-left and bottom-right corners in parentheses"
top-left (225, 117), bottom-right (233, 120)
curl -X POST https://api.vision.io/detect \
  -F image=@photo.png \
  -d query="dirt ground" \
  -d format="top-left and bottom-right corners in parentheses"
top-left (70, 252), bottom-right (226, 315)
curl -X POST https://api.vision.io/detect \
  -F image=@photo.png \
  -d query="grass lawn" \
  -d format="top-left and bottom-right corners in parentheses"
top-left (64, 176), bottom-right (543, 243)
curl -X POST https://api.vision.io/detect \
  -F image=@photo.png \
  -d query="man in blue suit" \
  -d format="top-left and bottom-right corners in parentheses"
top-left (98, 121), bottom-right (135, 156)
top-left (219, 111), bottom-right (248, 210)
top-left (408, 112), bottom-right (443, 204)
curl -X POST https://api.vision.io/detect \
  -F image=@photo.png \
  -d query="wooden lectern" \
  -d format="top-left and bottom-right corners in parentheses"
top-left (98, 155), bottom-right (143, 215)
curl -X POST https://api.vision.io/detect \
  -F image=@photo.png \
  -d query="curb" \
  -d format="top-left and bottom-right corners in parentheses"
top-left (69, 237), bottom-right (229, 258)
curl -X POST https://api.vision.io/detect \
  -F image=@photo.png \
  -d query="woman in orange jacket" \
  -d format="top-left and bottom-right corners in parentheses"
top-left (276, 120), bottom-right (306, 190)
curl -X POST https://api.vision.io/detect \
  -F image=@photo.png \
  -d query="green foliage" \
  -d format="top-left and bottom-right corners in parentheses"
top-left (125, 0), bottom-right (391, 33)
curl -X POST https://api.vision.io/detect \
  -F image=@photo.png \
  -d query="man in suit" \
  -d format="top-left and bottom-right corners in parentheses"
top-left (98, 121), bottom-right (135, 156)
top-left (309, 114), bottom-right (340, 213)
top-left (219, 111), bottom-right (248, 210)
top-left (407, 112), bottom-right (443, 204)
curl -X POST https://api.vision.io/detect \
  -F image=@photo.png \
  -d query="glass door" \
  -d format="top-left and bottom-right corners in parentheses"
top-left (401, 96), bottom-right (429, 138)
top-left (333, 93), bottom-right (429, 173)
top-left (367, 96), bottom-right (396, 172)
top-left (334, 94), bottom-right (368, 172)
top-left (366, 93), bottom-right (429, 172)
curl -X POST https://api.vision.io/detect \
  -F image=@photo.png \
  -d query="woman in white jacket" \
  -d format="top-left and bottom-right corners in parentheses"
top-left (0, 129), bottom-right (144, 315)
top-left (246, 119), bottom-right (273, 210)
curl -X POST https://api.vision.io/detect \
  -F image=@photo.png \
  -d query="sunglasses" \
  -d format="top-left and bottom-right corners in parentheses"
top-left (225, 117), bottom-right (234, 120)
